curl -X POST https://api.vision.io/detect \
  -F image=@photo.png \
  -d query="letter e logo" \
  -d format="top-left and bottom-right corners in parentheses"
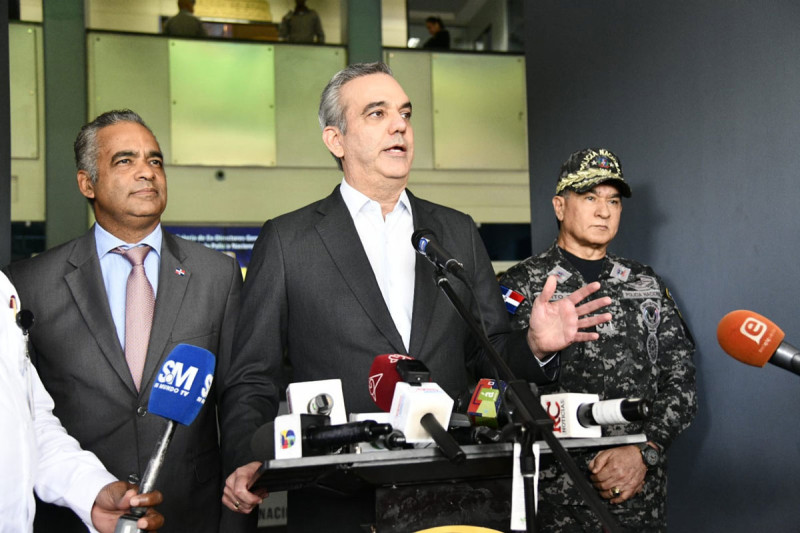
top-left (741, 317), bottom-right (767, 345)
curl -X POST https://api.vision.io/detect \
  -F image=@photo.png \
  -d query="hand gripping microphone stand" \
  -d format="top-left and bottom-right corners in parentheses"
top-left (428, 267), bottom-right (622, 533)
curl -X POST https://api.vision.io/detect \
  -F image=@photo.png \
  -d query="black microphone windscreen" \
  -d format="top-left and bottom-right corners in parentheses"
top-left (411, 228), bottom-right (433, 249)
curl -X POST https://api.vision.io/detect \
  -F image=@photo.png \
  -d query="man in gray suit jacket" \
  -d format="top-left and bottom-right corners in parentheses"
top-left (5, 110), bottom-right (245, 533)
top-left (222, 63), bottom-right (612, 531)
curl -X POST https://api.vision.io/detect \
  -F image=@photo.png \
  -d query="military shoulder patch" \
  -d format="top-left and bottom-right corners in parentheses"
top-left (500, 285), bottom-right (525, 314)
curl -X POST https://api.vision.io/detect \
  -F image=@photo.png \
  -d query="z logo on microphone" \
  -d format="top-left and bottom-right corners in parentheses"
top-left (740, 317), bottom-right (768, 345)
top-left (368, 374), bottom-right (382, 402)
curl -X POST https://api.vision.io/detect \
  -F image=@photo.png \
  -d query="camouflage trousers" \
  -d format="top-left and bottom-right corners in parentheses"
top-left (535, 498), bottom-right (665, 533)
top-left (535, 455), bottom-right (667, 533)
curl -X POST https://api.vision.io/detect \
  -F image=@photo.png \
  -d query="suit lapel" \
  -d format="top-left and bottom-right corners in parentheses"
top-left (139, 230), bottom-right (190, 394)
top-left (407, 191), bottom-right (445, 358)
top-left (315, 187), bottom-right (407, 354)
top-left (64, 230), bottom-right (138, 393)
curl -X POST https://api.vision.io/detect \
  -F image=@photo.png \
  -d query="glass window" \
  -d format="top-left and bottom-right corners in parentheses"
top-left (81, 0), bottom-right (342, 45)
top-left (404, 0), bottom-right (523, 52)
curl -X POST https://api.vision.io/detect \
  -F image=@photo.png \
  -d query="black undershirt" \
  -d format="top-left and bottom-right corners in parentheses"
top-left (558, 247), bottom-right (605, 283)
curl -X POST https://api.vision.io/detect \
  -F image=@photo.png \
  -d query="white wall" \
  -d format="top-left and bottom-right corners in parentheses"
top-left (381, 0), bottom-right (407, 48)
top-left (19, 0), bottom-right (42, 22)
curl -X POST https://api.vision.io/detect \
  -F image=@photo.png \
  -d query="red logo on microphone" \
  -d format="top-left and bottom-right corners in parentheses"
top-left (546, 400), bottom-right (563, 433)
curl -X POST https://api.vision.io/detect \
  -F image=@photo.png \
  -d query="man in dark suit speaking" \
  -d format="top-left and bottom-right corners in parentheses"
top-left (6, 110), bottom-right (244, 533)
top-left (221, 62), bottom-right (612, 530)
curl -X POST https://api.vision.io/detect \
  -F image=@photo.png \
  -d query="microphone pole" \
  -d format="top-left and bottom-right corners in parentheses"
top-left (114, 421), bottom-right (176, 533)
top-left (431, 267), bottom-right (622, 533)
top-left (137, 421), bottom-right (177, 507)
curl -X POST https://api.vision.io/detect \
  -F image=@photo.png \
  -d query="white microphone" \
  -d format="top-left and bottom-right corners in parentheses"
top-left (286, 378), bottom-right (347, 425)
top-left (368, 355), bottom-right (465, 463)
top-left (541, 393), bottom-right (650, 439)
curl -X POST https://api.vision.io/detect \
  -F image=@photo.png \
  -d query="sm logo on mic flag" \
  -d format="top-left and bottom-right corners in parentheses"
top-left (150, 344), bottom-right (216, 425)
top-left (500, 285), bottom-right (525, 315)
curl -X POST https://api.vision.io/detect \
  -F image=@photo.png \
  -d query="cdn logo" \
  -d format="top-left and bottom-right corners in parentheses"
top-left (740, 317), bottom-right (768, 345)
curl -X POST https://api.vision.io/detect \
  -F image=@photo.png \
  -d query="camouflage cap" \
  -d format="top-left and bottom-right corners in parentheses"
top-left (556, 148), bottom-right (632, 198)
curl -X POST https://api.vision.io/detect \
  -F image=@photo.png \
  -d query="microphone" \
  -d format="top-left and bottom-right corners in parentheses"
top-left (576, 398), bottom-right (650, 427)
top-left (444, 380), bottom-right (518, 446)
top-left (717, 310), bottom-right (800, 376)
top-left (368, 353), bottom-right (415, 411)
top-left (466, 378), bottom-right (508, 429)
top-left (286, 378), bottom-right (347, 425)
top-left (250, 415), bottom-right (394, 460)
top-left (348, 412), bottom-right (409, 452)
top-left (411, 228), bottom-right (468, 282)
top-left (307, 393), bottom-right (334, 416)
top-left (115, 344), bottom-right (215, 533)
top-left (541, 393), bottom-right (650, 439)
top-left (305, 419), bottom-right (393, 452)
top-left (368, 354), bottom-right (465, 464)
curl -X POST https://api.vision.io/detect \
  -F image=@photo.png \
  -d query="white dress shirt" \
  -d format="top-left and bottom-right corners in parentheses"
top-left (0, 272), bottom-right (116, 533)
top-left (340, 178), bottom-right (416, 352)
top-left (95, 223), bottom-right (162, 350)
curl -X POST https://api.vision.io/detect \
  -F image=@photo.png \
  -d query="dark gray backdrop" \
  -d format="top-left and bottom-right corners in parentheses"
top-left (524, 1), bottom-right (800, 530)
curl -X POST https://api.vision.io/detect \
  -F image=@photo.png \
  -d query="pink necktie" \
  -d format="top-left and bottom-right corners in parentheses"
top-left (116, 245), bottom-right (155, 391)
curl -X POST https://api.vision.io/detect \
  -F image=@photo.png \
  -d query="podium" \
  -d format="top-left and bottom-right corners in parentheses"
top-left (251, 435), bottom-right (645, 532)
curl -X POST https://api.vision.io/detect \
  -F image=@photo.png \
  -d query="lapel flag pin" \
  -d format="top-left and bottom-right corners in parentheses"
top-left (175, 268), bottom-right (186, 276)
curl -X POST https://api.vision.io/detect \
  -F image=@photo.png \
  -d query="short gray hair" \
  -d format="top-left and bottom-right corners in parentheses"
top-left (318, 62), bottom-right (394, 170)
top-left (555, 189), bottom-right (571, 230)
top-left (74, 109), bottom-right (154, 184)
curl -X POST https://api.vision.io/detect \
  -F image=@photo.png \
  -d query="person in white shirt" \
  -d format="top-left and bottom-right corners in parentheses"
top-left (0, 271), bottom-right (164, 533)
top-left (222, 61), bottom-right (612, 532)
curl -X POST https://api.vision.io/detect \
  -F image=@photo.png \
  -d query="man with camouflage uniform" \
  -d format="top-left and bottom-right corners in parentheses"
top-left (500, 148), bottom-right (697, 532)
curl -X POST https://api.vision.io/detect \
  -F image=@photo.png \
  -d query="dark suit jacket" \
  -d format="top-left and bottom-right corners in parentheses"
top-left (223, 186), bottom-right (547, 531)
top-left (5, 228), bottom-right (244, 533)
top-left (226, 186), bottom-right (541, 450)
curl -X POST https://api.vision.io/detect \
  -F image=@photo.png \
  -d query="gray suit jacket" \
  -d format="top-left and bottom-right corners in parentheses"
top-left (5, 227), bottom-right (244, 533)
top-left (224, 187), bottom-right (540, 455)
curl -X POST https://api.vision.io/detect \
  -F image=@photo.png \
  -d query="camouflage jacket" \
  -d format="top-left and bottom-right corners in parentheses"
top-left (501, 243), bottom-right (697, 526)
